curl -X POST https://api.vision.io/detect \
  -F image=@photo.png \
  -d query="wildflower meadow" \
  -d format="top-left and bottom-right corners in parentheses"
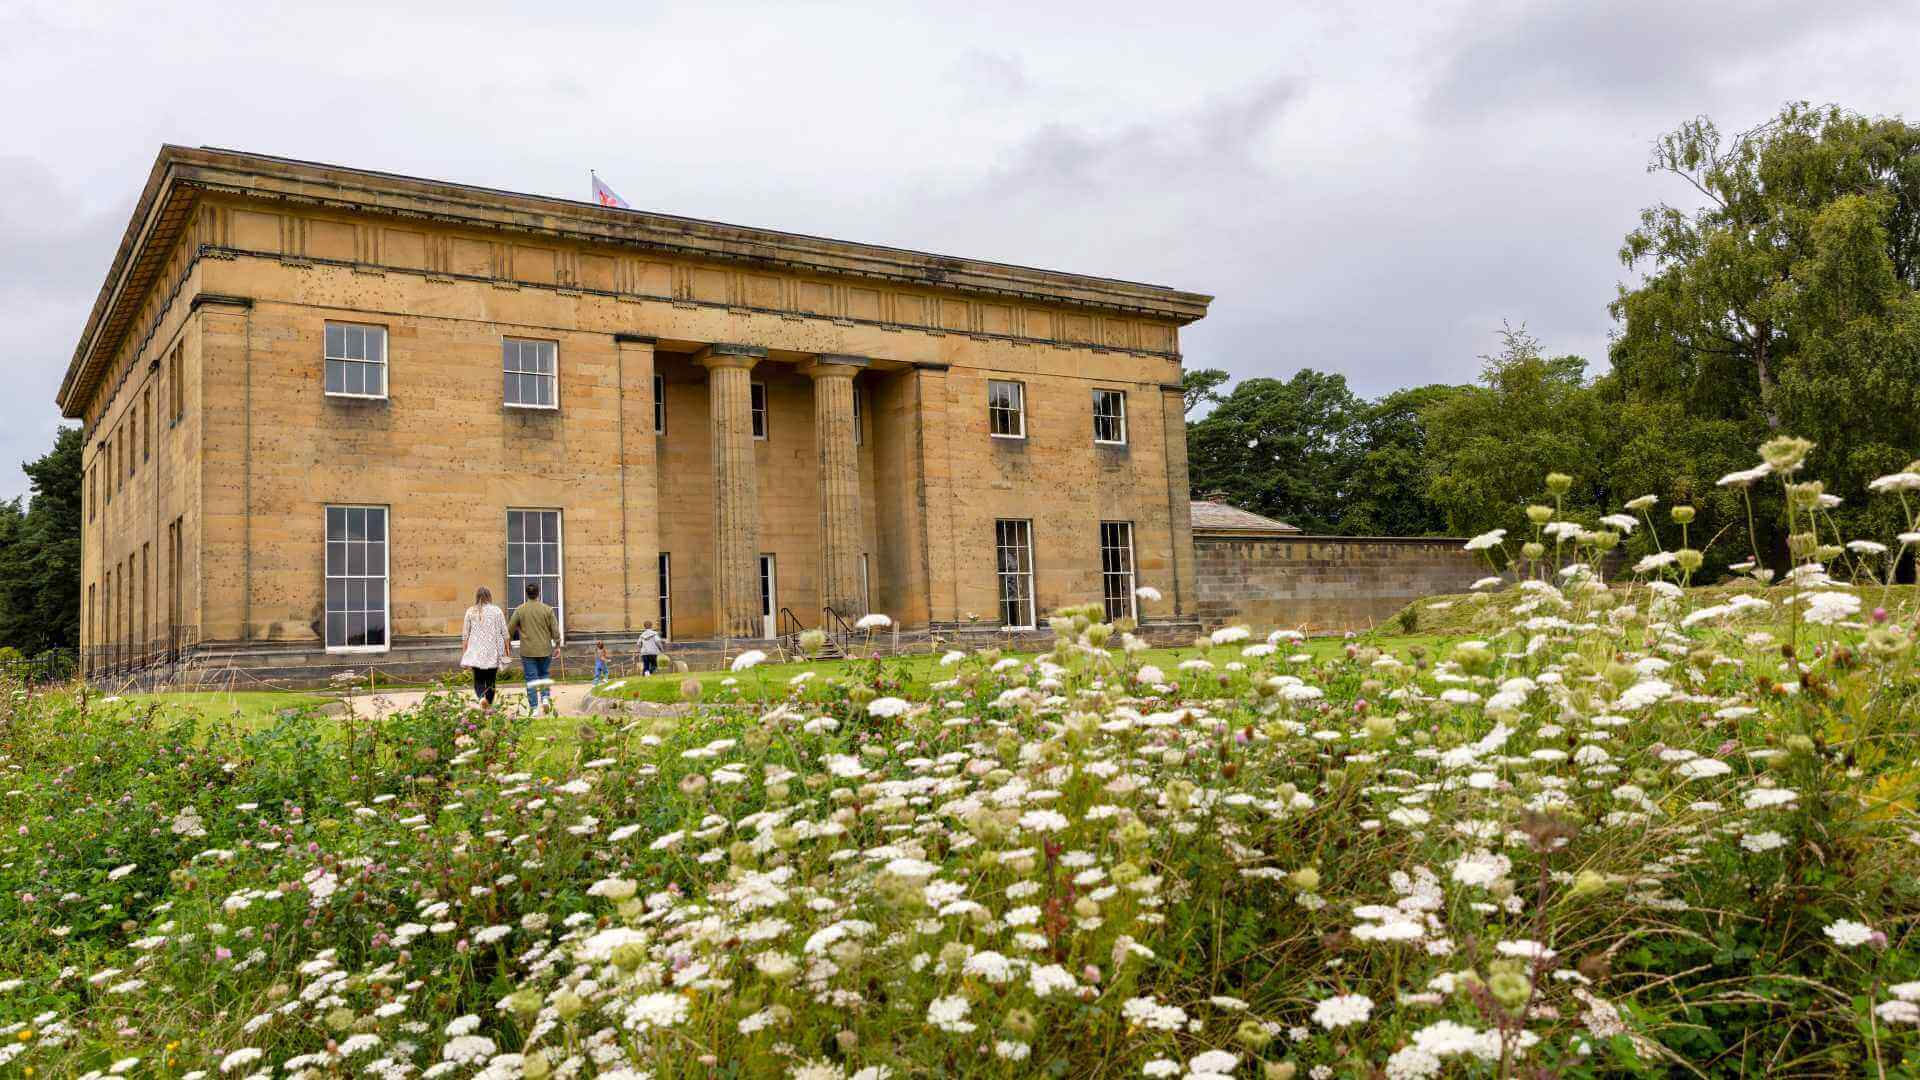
top-left (4, 436), bottom-right (1920, 1078)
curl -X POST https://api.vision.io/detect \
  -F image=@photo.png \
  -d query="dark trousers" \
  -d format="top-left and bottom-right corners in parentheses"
top-left (641, 654), bottom-right (658, 676)
top-left (521, 655), bottom-right (552, 709)
top-left (472, 666), bottom-right (498, 705)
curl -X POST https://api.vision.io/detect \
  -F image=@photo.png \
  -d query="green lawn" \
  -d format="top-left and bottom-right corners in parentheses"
top-left (74, 633), bottom-right (1457, 737)
top-left (590, 635), bottom-right (1407, 703)
top-left (62, 688), bottom-right (337, 727)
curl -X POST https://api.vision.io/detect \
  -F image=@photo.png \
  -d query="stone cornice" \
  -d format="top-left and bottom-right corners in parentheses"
top-left (60, 146), bottom-right (1212, 417)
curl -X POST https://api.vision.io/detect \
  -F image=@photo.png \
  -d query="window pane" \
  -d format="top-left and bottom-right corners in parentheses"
top-left (327, 578), bottom-right (346, 610)
top-left (347, 508), bottom-right (366, 541)
top-left (346, 544), bottom-right (366, 576)
top-left (365, 363), bottom-right (384, 397)
top-left (327, 612), bottom-right (346, 647)
top-left (327, 506), bottom-right (346, 539)
top-left (326, 323), bottom-right (345, 358)
top-left (326, 359), bottom-right (345, 394)
top-left (367, 541), bottom-right (384, 574)
top-left (508, 511), bottom-right (525, 542)
top-left (367, 328), bottom-right (385, 363)
top-left (347, 612), bottom-right (367, 647)
top-left (366, 612), bottom-right (386, 646)
top-left (345, 361), bottom-right (364, 395)
top-left (539, 374), bottom-right (554, 406)
top-left (502, 339), bottom-right (518, 371)
top-left (366, 509), bottom-right (386, 541)
top-left (366, 578), bottom-right (384, 610)
top-left (326, 541), bottom-right (344, 576)
top-left (544, 542), bottom-right (559, 571)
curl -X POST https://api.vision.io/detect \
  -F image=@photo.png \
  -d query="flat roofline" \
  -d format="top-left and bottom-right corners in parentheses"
top-left (199, 146), bottom-right (1203, 296)
top-left (57, 145), bottom-right (1213, 417)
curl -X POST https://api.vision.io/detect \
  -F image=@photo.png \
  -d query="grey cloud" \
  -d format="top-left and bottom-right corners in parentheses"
top-left (982, 77), bottom-right (1297, 194)
top-left (948, 50), bottom-right (1034, 101)
top-left (3, 0), bottom-right (1917, 502)
top-left (1427, 0), bottom-right (1890, 120)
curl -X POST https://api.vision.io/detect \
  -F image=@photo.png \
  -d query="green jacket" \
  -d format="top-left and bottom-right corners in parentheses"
top-left (508, 600), bottom-right (559, 658)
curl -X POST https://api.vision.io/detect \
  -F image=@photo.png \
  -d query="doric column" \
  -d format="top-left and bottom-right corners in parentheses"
top-left (806, 356), bottom-right (869, 618)
top-left (698, 344), bottom-right (766, 639)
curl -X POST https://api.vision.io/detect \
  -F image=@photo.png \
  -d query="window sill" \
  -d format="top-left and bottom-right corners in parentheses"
top-left (1094, 439), bottom-right (1129, 448)
top-left (504, 402), bottom-right (560, 412)
top-left (990, 433), bottom-right (1027, 442)
top-left (325, 392), bottom-right (389, 402)
top-left (326, 644), bottom-right (391, 655)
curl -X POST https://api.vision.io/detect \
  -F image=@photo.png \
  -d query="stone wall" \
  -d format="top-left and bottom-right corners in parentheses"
top-left (1191, 534), bottom-right (1485, 634)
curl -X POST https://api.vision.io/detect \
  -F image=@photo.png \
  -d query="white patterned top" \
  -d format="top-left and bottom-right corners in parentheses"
top-left (460, 604), bottom-right (510, 670)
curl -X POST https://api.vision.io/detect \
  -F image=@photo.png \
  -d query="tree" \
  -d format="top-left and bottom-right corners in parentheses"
top-left (0, 427), bottom-right (82, 654)
top-left (1334, 384), bottom-right (1463, 536)
top-left (1611, 103), bottom-right (1920, 557)
top-left (1424, 327), bottom-right (1619, 537)
top-left (1186, 369), bottom-right (1364, 533)
top-left (1179, 367), bottom-right (1232, 415)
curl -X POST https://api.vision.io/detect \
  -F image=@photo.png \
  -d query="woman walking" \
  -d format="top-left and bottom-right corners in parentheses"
top-left (461, 586), bottom-right (511, 709)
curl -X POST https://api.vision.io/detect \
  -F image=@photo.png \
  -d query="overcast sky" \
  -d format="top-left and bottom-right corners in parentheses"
top-left (3, 0), bottom-right (1917, 501)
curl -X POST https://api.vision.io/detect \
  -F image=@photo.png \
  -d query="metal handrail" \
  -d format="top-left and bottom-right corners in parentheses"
top-left (821, 605), bottom-right (855, 657)
top-left (777, 606), bottom-right (807, 645)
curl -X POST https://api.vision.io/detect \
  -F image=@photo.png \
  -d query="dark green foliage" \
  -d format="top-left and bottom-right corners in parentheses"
top-left (1185, 369), bottom-right (1370, 534)
top-left (0, 426), bottom-right (82, 654)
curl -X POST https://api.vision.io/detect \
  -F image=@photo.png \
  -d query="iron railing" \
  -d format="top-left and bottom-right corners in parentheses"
top-left (82, 626), bottom-right (200, 679)
top-left (0, 649), bottom-right (76, 685)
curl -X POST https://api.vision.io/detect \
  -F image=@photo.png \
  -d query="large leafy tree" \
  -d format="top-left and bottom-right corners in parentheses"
top-left (1186, 369), bottom-right (1365, 533)
top-left (1611, 103), bottom-right (1920, 548)
top-left (1424, 327), bottom-right (1619, 537)
top-left (0, 427), bottom-right (83, 654)
top-left (1335, 384), bottom-right (1462, 536)
top-left (1179, 367), bottom-right (1233, 416)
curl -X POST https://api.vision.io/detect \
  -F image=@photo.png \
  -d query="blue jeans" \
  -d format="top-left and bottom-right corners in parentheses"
top-left (522, 655), bottom-right (552, 710)
top-left (593, 658), bottom-right (608, 682)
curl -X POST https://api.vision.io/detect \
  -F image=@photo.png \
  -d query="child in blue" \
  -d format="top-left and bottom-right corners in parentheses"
top-left (592, 641), bottom-right (611, 683)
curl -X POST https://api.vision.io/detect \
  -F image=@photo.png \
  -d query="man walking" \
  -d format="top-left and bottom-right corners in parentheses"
top-left (508, 581), bottom-right (560, 712)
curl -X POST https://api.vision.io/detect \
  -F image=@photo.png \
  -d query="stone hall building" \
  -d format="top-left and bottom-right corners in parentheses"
top-left (64, 146), bottom-right (1217, 682)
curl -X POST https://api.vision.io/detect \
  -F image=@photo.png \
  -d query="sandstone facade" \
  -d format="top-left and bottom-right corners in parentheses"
top-left (63, 148), bottom-right (1210, 680)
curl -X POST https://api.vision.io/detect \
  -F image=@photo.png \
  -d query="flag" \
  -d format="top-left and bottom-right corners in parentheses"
top-left (591, 172), bottom-right (630, 209)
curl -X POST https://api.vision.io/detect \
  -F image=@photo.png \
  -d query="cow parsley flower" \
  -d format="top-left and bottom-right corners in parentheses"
top-left (1312, 993), bottom-right (1373, 1029)
top-left (1801, 591), bottom-right (1861, 626)
top-left (927, 995), bottom-right (975, 1033)
top-left (1824, 919), bottom-right (1874, 947)
top-left (1464, 529), bottom-right (1506, 552)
